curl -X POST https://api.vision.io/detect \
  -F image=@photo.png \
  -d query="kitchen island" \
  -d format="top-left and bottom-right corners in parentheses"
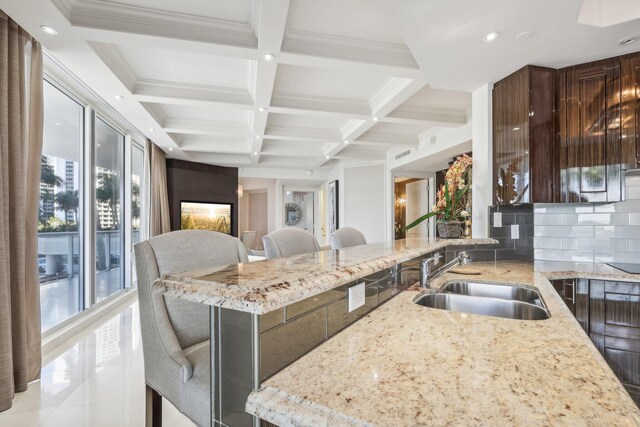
top-left (245, 262), bottom-right (640, 426)
top-left (152, 237), bottom-right (496, 426)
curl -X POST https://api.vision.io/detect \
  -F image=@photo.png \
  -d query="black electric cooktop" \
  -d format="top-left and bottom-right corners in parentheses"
top-left (607, 263), bottom-right (640, 274)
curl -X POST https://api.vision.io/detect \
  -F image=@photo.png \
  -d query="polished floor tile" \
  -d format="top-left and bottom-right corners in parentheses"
top-left (0, 301), bottom-right (195, 426)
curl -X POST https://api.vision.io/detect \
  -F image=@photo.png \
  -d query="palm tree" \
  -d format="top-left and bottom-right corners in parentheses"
top-left (96, 172), bottom-right (120, 229)
top-left (40, 156), bottom-right (63, 188)
top-left (54, 190), bottom-right (79, 231)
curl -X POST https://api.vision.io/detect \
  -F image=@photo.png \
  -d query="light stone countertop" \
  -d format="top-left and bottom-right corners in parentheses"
top-left (152, 238), bottom-right (496, 314)
top-left (245, 261), bottom-right (640, 426)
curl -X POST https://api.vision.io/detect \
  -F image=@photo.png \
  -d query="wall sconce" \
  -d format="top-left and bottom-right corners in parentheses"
top-left (238, 184), bottom-right (244, 198)
top-left (396, 197), bottom-right (406, 206)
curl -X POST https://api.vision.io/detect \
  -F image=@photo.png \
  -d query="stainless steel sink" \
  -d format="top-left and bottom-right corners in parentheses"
top-left (441, 282), bottom-right (543, 306)
top-left (414, 293), bottom-right (550, 320)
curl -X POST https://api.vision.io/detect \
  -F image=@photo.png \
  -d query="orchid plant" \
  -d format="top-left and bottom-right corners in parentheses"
top-left (405, 154), bottom-right (473, 230)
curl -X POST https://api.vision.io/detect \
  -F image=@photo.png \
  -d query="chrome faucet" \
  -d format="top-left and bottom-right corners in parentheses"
top-left (420, 251), bottom-right (471, 289)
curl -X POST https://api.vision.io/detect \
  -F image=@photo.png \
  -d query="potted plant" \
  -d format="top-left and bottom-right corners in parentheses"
top-left (404, 154), bottom-right (472, 238)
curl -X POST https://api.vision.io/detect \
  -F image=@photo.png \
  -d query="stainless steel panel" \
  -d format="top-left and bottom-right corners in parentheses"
top-left (260, 307), bottom-right (326, 381)
top-left (285, 288), bottom-right (343, 320)
top-left (259, 308), bottom-right (283, 333)
top-left (327, 282), bottom-right (378, 336)
top-left (219, 308), bottom-right (255, 427)
top-left (414, 293), bottom-right (550, 320)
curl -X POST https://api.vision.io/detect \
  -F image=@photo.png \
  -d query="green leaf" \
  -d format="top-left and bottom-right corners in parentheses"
top-left (403, 211), bottom-right (437, 231)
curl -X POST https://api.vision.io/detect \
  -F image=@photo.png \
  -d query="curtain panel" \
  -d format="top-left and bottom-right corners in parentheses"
top-left (148, 140), bottom-right (171, 237)
top-left (0, 11), bottom-right (44, 411)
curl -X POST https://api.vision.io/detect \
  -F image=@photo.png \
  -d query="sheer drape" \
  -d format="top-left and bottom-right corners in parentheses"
top-left (147, 140), bottom-right (171, 236)
top-left (0, 11), bottom-right (44, 412)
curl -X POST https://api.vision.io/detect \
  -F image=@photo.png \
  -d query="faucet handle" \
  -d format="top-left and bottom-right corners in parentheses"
top-left (457, 251), bottom-right (471, 264)
top-left (423, 252), bottom-right (442, 266)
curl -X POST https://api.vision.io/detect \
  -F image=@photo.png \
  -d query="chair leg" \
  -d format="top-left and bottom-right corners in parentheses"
top-left (145, 384), bottom-right (162, 427)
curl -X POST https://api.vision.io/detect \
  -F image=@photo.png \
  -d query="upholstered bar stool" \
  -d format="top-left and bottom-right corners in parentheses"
top-left (330, 227), bottom-right (367, 249)
top-left (240, 230), bottom-right (257, 252)
top-left (262, 227), bottom-right (320, 259)
top-left (134, 230), bottom-right (249, 427)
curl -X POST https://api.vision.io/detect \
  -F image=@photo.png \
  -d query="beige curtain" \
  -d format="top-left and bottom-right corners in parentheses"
top-left (148, 140), bottom-right (171, 236)
top-left (0, 12), bottom-right (44, 412)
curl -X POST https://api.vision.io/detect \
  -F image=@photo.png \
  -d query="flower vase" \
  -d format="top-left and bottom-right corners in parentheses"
top-left (437, 221), bottom-right (463, 239)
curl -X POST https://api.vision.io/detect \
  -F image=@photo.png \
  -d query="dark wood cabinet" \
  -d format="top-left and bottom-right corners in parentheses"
top-left (561, 61), bottom-right (624, 202)
top-left (553, 278), bottom-right (640, 406)
top-left (550, 278), bottom-right (588, 332)
top-left (493, 66), bottom-right (555, 204)
top-left (557, 53), bottom-right (640, 203)
top-left (622, 56), bottom-right (640, 168)
top-left (589, 280), bottom-right (640, 406)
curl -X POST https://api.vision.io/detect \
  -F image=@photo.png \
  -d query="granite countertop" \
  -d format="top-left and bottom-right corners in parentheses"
top-left (246, 261), bottom-right (640, 426)
top-left (151, 237), bottom-right (496, 314)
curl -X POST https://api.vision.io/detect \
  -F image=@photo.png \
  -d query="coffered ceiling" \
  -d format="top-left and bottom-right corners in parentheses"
top-left (3, 0), bottom-right (639, 175)
top-left (0, 0), bottom-right (470, 173)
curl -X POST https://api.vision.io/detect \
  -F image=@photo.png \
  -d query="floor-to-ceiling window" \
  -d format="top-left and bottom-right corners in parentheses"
top-left (130, 143), bottom-right (144, 287)
top-left (95, 118), bottom-right (125, 302)
top-left (40, 65), bottom-right (147, 332)
top-left (39, 80), bottom-right (85, 332)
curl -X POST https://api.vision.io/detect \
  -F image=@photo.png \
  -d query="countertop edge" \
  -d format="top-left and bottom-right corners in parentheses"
top-left (245, 386), bottom-right (371, 427)
top-left (151, 238), bottom-right (497, 314)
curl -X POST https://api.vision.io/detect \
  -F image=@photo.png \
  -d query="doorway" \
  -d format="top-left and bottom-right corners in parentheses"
top-left (247, 190), bottom-right (268, 250)
top-left (394, 177), bottom-right (429, 240)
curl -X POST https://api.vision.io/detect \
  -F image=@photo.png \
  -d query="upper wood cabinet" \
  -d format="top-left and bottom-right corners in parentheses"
top-left (493, 66), bottom-right (555, 204)
top-left (557, 54), bottom-right (639, 203)
top-left (622, 56), bottom-right (640, 169)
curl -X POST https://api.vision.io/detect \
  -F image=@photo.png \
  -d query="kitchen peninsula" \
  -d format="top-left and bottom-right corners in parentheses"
top-left (153, 240), bottom-right (640, 426)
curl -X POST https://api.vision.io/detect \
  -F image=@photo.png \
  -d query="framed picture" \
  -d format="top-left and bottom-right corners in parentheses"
top-left (328, 180), bottom-right (339, 234)
top-left (180, 201), bottom-right (232, 234)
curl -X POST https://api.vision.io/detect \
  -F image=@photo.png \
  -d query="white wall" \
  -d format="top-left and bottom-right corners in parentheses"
top-left (471, 84), bottom-right (492, 238)
top-left (343, 164), bottom-right (386, 244)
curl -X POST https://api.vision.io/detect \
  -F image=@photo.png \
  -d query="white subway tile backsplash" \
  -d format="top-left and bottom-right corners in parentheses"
top-left (534, 201), bottom-right (640, 271)
top-left (534, 237), bottom-right (563, 249)
top-left (594, 251), bottom-right (640, 264)
top-left (533, 249), bottom-right (594, 263)
top-left (561, 237), bottom-right (621, 251)
top-left (534, 225), bottom-right (593, 238)
top-left (534, 260), bottom-right (596, 273)
top-left (534, 214), bottom-right (563, 226)
top-left (594, 225), bottom-right (640, 239)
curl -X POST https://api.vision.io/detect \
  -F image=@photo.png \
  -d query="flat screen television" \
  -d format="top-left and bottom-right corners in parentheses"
top-left (180, 201), bottom-right (232, 235)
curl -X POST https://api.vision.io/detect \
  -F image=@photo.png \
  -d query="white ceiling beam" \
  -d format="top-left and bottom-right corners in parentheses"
top-left (355, 132), bottom-right (418, 146)
top-left (53, 0), bottom-right (258, 49)
top-left (386, 106), bottom-right (467, 127)
top-left (162, 119), bottom-right (252, 137)
top-left (250, 0), bottom-right (291, 165)
top-left (281, 30), bottom-right (422, 78)
top-left (133, 79), bottom-right (254, 108)
top-left (316, 77), bottom-right (429, 166)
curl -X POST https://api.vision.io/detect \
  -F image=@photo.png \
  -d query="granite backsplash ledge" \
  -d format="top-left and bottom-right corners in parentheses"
top-left (534, 199), bottom-right (640, 272)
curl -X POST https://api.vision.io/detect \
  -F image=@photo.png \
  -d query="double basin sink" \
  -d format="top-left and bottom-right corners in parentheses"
top-left (415, 281), bottom-right (550, 320)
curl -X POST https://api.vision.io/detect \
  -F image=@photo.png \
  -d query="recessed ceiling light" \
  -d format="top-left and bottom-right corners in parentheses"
top-left (55, 122), bottom-right (61, 126)
top-left (168, 147), bottom-right (173, 151)
top-left (516, 31), bottom-right (534, 41)
top-left (484, 31), bottom-right (500, 42)
top-left (255, 135), bottom-right (261, 139)
top-left (149, 128), bottom-right (155, 132)
top-left (344, 140), bottom-right (349, 144)
top-left (325, 155), bottom-right (330, 159)
top-left (253, 151), bottom-right (258, 155)
top-left (258, 107), bottom-right (266, 112)
top-left (372, 116), bottom-right (379, 122)
top-left (512, 127), bottom-right (520, 131)
top-left (114, 95), bottom-right (124, 100)
top-left (264, 53), bottom-right (274, 61)
top-left (40, 25), bottom-right (58, 35)
top-left (619, 36), bottom-right (637, 46)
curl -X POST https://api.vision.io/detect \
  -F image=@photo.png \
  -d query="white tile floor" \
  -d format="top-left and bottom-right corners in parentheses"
top-left (0, 301), bottom-right (195, 427)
